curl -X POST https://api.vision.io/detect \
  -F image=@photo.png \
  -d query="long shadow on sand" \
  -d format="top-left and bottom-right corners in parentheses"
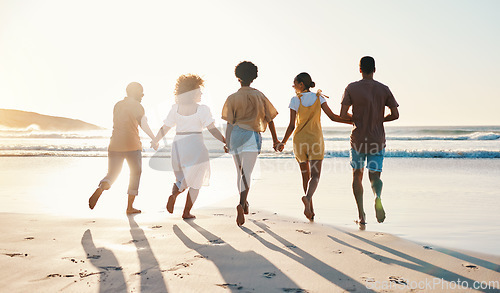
top-left (173, 220), bottom-right (305, 292)
top-left (433, 247), bottom-right (500, 273)
top-left (329, 230), bottom-right (499, 292)
top-left (81, 229), bottom-right (127, 292)
top-left (128, 215), bottom-right (168, 292)
top-left (246, 220), bottom-right (372, 292)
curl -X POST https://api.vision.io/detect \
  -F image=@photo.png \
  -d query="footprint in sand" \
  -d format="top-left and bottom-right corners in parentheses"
top-left (389, 276), bottom-right (407, 285)
top-left (282, 288), bottom-right (309, 293)
top-left (4, 253), bottom-right (28, 257)
top-left (172, 272), bottom-right (189, 279)
top-left (208, 238), bottom-right (225, 245)
top-left (263, 272), bottom-right (276, 279)
top-left (79, 271), bottom-right (103, 278)
top-left (296, 229), bottom-right (311, 234)
top-left (166, 263), bottom-right (192, 272)
top-left (62, 257), bottom-right (84, 263)
top-left (462, 264), bottom-right (479, 270)
top-left (333, 249), bottom-right (343, 254)
top-left (122, 239), bottom-right (140, 245)
top-left (98, 266), bottom-right (123, 271)
top-left (361, 276), bottom-right (376, 283)
top-left (86, 254), bottom-right (101, 259)
top-left (46, 274), bottom-right (75, 278)
top-left (216, 283), bottom-right (243, 290)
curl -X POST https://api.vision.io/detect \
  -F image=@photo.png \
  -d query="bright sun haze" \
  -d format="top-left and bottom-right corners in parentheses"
top-left (1, 0), bottom-right (499, 128)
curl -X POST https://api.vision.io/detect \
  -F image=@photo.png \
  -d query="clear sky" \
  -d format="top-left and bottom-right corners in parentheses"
top-left (1, 0), bottom-right (499, 129)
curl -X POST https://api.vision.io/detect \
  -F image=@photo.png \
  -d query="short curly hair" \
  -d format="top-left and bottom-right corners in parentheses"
top-left (235, 61), bottom-right (258, 84)
top-left (174, 74), bottom-right (204, 104)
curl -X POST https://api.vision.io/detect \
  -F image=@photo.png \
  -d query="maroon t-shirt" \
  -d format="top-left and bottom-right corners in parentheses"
top-left (341, 79), bottom-right (399, 154)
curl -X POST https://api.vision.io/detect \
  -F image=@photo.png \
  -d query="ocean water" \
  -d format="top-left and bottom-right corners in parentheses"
top-left (1, 125), bottom-right (499, 158)
top-left (1, 125), bottom-right (500, 255)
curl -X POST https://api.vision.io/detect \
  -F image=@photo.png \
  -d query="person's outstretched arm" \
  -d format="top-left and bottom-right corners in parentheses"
top-left (151, 125), bottom-right (172, 150)
top-left (267, 120), bottom-right (280, 151)
top-left (140, 116), bottom-right (156, 140)
top-left (154, 125), bottom-right (171, 142)
top-left (340, 104), bottom-right (352, 120)
top-left (225, 123), bottom-right (233, 151)
top-left (384, 107), bottom-right (399, 122)
top-left (277, 109), bottom-right (297, 152)
top-left (321, 103), bottom-right (352, 124)
top-left (207, 123), bottom-right (226, 144)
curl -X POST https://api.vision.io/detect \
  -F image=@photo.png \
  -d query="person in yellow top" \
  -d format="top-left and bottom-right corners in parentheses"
top-left (221, 61), bottom-right (280, 226)
top-left (88, 82), bottom-right (156, 214)
top-left (278, 73), bottom-right (351, 220)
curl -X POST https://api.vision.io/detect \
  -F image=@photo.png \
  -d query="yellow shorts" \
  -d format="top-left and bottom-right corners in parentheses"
top-left (293, 139), bottom-right (324, 163)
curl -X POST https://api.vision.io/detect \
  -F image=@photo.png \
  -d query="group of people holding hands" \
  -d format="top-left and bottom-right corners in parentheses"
top-left (89, 56), bottom-right (399, 227)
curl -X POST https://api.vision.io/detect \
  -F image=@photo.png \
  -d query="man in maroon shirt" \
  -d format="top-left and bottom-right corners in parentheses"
top-left (340, 56), bottom-right (399, 226)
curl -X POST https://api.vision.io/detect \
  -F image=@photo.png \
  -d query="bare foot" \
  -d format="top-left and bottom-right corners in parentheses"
top-left (243, 201), bottom-right (249, 215)
top-left (166, 195), bottom-right (177, 214)
top-left (354, 220), bottom-right (366, 231)
top-left (182, 213), bottom-right (196, 219)
top-left (89, 188), bottom-right (103, 210)
top-left (126, 208), bottom-right (141, 214)
top-left (301, 196), bottom-right (313, 220)
top-left (357, 212), bottom-right (366, 225)
top-left (236, 204), bottom-right (245, 226)
top-left (375, 197), bottom-right (386, 223)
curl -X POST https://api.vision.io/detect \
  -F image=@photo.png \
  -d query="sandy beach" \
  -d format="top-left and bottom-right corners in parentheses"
top-left (1, 156), bottom-right (500, 292)
top-left (1, 210), bottom-right (499, 292)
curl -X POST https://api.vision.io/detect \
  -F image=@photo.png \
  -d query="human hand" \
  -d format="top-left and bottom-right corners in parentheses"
top-left (275, 142), bottom-right (285, 152)
top-left (151, 140), bottom-right (159, 150)
top-left (273, 141), bottom-right (283, 152)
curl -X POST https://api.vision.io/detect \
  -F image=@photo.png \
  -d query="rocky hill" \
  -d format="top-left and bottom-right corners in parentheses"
top-left (0, 109), bottom-right (103, 131)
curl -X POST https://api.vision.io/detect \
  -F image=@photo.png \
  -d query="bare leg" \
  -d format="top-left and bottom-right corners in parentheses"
top-left (299, 161), bottom-right (310, 194)
top-left (182, 188), bottom-right (199, 219)
top-left (301, 160), bottom-right (322, 220)
top-left (126, 195), bottom-right (141, 214)
top-left (369, 171), bottom-right (385, 223)
top-left (89, 185), bottom-right (104, 210)
top-left (167, 183), bottom-right (184, 213)
top-left (299, 161), bottom-right (312, 220)
top-left (90, 152), bottom-right (124, 210)
top-left (353, 169), bottom-right (365, 224)
top-left (307, 160), bottom-right (322, 220)
top-left (233, 152), bottom-right (258, 226)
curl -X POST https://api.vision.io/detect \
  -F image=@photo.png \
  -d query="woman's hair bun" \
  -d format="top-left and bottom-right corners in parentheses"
top-left (310, 81), bottom-right (316, 88)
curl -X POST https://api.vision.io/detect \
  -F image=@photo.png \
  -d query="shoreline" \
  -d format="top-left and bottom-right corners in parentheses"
top-left (1, 156), bottom-right (500, 257)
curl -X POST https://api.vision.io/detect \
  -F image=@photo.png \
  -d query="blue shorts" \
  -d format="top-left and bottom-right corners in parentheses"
top-left (350, 148), bottom-right (385, 172)
top-left (229, 125), bottom-right (262, 155)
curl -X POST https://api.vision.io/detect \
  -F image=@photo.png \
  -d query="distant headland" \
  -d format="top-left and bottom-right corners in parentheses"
top-left (0, 109), bottom-right (104, 131)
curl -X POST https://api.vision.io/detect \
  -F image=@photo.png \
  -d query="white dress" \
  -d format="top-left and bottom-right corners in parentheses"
top-left (163, 104), bottom-right (215, 190)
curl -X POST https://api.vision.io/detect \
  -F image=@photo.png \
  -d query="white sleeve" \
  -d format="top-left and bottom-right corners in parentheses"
top-left (319, 95), bottom-right (327, 104)
top-left (163, 105), bottom-right (177, 127)
top-left (201, 105), bottom-right (215, 128)
top-left (288, 96), bottom-right (299, 112)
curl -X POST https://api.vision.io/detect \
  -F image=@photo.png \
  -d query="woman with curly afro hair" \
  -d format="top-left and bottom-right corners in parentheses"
top-left (221, 61), bottom-right (280, 226)
top-left (152, 74), bottom-right (226, 219)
